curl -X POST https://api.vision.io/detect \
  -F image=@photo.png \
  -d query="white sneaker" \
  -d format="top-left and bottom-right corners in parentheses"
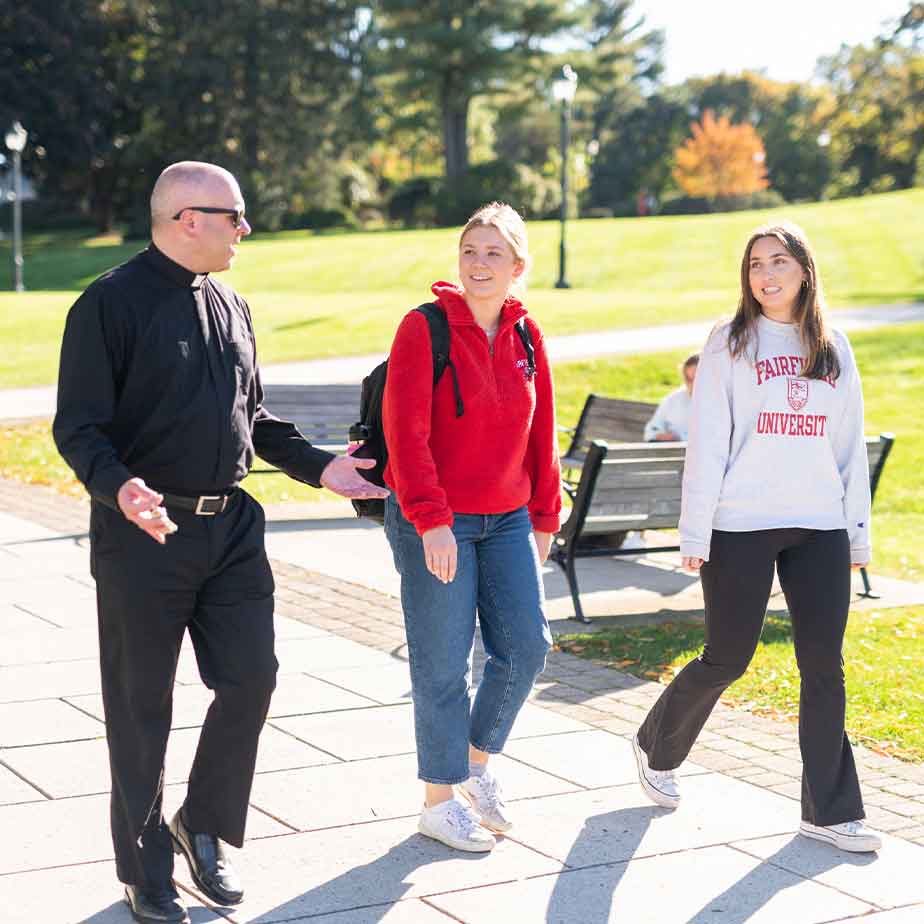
top-left (799, 819), bottom-right (882, 853)
top-left (621, 531), bottom-right (647, 551)
top-left (461, 769), bottom-right (513, 833)
top-left (418, 798), bottom-right (496, 852)
top-left (633, 734), bottom-right (681, 808)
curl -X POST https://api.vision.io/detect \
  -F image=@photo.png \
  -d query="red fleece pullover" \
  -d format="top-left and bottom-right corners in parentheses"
top-left (382, 282), bottom-right (562, 536)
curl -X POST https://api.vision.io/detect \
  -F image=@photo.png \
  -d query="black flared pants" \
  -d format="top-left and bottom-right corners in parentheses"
top-left (637, 528), bottom-right (863, 826)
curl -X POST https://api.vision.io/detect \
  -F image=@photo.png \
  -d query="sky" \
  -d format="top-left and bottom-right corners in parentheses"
top-left (631, 0), bottom-right (911, 85)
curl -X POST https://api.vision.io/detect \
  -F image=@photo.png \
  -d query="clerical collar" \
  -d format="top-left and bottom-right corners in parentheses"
top-left (142, 243), bottom-right (209, 289)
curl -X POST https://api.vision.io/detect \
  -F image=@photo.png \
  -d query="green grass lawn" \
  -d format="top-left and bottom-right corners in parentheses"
top-left (4, 322), bottom-right (921, 579)
top-left (0, 189), bottom-right (922, 387)
top-left (557, 605), bottom-right (924, 763)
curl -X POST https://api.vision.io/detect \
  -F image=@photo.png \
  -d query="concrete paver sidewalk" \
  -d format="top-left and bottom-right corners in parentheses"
top-left (2, 479), bottom-right (924, 924)
top-left (3, 302), bottom-right (922, 422)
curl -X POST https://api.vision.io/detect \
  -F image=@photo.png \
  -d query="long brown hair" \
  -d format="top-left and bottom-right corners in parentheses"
top-left (728, 221), bottom-right (840, 381)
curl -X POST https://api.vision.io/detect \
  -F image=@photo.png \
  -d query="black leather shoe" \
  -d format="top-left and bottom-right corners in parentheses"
top-left (124, 884), bottom-right (189, 924)
top-left (169, 808), bottom-right (244, 906)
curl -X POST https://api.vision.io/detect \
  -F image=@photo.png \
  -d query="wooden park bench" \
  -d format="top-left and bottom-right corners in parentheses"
top-left (251, 383), bottom-right (360, 472)
top-left (550, 433), bottom-right (896, 623)
top-left (560, 395), bottom-right (657, 474)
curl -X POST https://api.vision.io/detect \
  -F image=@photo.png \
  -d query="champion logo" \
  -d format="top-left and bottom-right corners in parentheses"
top-left (787, 377), bottom-right (809, 411)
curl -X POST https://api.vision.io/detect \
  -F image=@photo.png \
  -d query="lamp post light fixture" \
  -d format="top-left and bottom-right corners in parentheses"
top-left (5, 121), bottom-right (27, 292)
top-left (552, 65), bottom-right (578, 289)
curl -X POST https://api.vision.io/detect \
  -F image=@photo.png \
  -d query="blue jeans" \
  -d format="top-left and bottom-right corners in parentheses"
top-left (384, 496), bottom-right (552, 784)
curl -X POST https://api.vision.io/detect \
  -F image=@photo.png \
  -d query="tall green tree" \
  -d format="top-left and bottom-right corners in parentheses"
top-left (374, 0), bottom-right (575, 179)
top-left (0, 0), bottom-right (149, 229)
top-left (586, 92), bottom-right (688, 214)
top-left (819, 38), bottom-right (924, 195)
top-left (0, 0), bottom-right (371, 231)
top-left (491, 2), bottom-right (664, 213)
top-left (120, 0), bottom-right (371, 229)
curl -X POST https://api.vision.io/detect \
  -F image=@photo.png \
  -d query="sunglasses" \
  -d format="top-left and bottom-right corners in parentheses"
top-left (172, 206), bottom-right (246, 228)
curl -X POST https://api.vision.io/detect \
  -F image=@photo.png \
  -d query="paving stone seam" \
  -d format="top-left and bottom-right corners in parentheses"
top-left (59, 696), bottom-right (108, 726)
top-left (262, 720), bottom-right (357, 763)
top-left (247, 803), bottom-right (301, 834)
top-left (0, 756), bottom-right (53, 800)
top-left (296, 671), bottom-right (386, 706)
top-left (417, 895), bottom-right (472, 923)
top-left (11, 602), bottom-right (66, 629)
top-left (500, 753), bottom-right (594, 792)
top-left (0, 856), bottom-right (115, 879)
top-left (2, 734), bottom-right (106, 749)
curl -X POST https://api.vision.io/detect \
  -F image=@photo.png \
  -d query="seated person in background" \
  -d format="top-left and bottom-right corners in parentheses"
top-left (644, 353), bottom-right (700, 442)
top-left (622, 353), bottom-right (699, 550)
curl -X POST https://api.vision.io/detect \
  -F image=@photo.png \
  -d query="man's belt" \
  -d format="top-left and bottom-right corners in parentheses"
top-left (162, 491), bottom-right (236, 516)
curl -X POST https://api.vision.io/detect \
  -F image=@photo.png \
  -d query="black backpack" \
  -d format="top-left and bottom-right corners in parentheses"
top-left (349, 302), bottom-right (535, 523)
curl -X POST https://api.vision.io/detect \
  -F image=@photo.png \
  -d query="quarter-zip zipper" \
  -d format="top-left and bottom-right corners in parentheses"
top-left (474, 324), bottom-right (501, 400)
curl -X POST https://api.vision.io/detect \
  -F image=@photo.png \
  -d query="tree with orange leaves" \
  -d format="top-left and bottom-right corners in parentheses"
top-left (673, 110), bottom-right (770, 199)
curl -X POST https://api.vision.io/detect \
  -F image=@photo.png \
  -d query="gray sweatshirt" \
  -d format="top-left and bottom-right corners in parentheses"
top-left (679, 315), bottom-right (871, 564)
top-left (644, 386), bottom-right (691, 441)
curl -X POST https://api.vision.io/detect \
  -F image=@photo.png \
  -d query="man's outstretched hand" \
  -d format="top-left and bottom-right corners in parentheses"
top-left (117, 477), bottom-right (178, 544)
top-left (320, 455), bottom-right (391, 500)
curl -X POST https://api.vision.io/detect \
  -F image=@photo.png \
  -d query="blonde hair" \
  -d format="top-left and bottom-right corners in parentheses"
top-left (460, 201), bottom-right (532, 291)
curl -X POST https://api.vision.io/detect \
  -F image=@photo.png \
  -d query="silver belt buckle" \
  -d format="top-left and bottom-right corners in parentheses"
top-left (195, 494), bottom-right (224, 515)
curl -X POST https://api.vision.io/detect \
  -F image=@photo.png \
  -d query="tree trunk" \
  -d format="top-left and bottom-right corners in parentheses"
top-left (243, 18), bottom-right (260, 173)
top-left (441, 85), bottom-right (469, 179)
top-left (89, 166), bottom-right (115, 232)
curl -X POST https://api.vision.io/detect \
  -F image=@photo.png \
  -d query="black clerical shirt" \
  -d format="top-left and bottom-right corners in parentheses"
top-left (53, 243), bottom-right (333, 510)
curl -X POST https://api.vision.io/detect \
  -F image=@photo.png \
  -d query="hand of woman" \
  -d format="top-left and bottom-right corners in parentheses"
top-left (681, 556), bottom-right (704, 572)
top-left (534, 531), bottom-right (553, 565)
top-left (422, 525), bottom-right (457, 583)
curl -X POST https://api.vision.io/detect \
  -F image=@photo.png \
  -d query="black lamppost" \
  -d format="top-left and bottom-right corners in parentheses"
top-left (552, 65), bottom-right (578, 289)
top-left (5, 121), bottom-right (27, 292)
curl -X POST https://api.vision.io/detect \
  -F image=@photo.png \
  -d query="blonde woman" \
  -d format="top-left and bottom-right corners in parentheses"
top-left (633, 222), bottom-right (881, 853)
top-left (382, 203), bottom-right (561, 851)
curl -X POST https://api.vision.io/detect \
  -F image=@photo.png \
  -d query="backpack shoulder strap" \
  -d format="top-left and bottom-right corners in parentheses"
top-left (414, 303), bottom-right (449, 385)
top-left (515, 318), bottom-right (536, 378)
top-left (414, 302), bottom-right (463, 417)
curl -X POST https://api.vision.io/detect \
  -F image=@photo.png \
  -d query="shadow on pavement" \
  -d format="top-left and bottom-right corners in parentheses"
top-left (241, 834), bottom-right (491, 923)
top-left (544, 805), bottom-right (655, 922)
top-left (686, 835), bottom-right (876, 923)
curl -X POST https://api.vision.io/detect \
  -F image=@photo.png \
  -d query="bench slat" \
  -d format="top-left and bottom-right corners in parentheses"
top-left (260, 383), bottom-right (361, 454)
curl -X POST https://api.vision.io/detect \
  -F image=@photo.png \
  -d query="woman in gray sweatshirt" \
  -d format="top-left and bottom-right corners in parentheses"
top-left (632, 221), bottom-right (880, 853)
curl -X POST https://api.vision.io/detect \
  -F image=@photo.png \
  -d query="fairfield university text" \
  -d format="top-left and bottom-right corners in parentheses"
top-left (754, 353), bottom-right (837, 439)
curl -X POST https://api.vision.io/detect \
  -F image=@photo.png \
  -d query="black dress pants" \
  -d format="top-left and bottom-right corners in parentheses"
top-left (637, 528), bottom-right (864, 826)
top-left (90, 490), bottom-right (277, 888)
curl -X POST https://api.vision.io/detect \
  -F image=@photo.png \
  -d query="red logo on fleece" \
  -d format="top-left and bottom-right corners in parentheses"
top-left (787, 378), bottom-right (808, 411)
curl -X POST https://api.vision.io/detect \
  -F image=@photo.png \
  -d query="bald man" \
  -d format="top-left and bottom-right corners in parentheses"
top-left (54, 162), bottom-right (387, 924)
